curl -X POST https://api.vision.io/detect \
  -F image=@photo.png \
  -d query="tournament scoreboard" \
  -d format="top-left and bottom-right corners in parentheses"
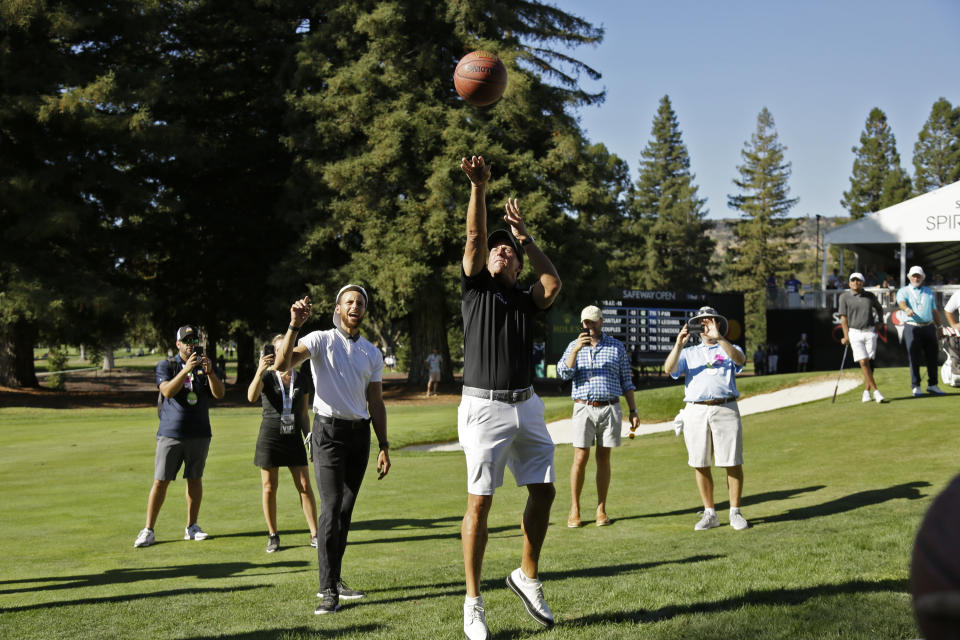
top-left (601, 291), bottom-right (745, 360)
top-left (547, 290), bottom-right (745, 370)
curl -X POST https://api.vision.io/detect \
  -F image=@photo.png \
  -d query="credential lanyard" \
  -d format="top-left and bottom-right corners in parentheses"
top-left (275, 370), bottom-right (295, 416)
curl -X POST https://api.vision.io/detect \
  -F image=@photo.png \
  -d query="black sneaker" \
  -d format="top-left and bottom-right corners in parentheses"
top-left (336, 579), bottom-right (365, 600)
top-left (314, 589), bottom-right (340, 615)
top-left (266, 534), bottom-right (279, 553)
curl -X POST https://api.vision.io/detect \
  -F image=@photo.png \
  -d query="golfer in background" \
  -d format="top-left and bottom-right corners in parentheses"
top-left (896, 266), bottom-right (947, 397)
top-left (664, 307), bottom-right (749, 532)
top-left (839, 272), bottom-right (886, 404)
top-left (557, 305), bottom-right (639, 528)
top-left (458, 155), bottom-right (562, 640)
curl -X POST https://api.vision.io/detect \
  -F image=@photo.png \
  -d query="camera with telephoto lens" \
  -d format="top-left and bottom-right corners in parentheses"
top-left (192, 345), bottom-right (205, 375)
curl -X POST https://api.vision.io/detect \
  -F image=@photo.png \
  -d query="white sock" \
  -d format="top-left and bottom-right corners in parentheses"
top-left (517, 569), bottom-right (537, 584)
top-left (703, 507), bottom-right (716, 516)
top-left (465, 595), bottom-right (482, 606)
top-left (730, 507), bottom-right (740, 516)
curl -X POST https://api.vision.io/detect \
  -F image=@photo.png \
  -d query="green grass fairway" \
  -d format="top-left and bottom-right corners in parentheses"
top-left (1, 367), bottom-right (956, 638)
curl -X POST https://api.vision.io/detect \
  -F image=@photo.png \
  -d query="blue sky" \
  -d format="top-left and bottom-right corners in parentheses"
top-left (549, 0), bottom-right (960, 220)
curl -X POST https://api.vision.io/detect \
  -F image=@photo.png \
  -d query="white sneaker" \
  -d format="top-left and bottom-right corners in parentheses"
top-left (861, 390), bottom-right (871, 403)
top-left (873, 389), bottom-right (885, 404)
top-left (694, 511), bottom-right (720, 531)
top-left (730, 512), bottom-right (749, 530)
top-left (184, 523), bottom-right (208, 540)
top-left (463, 598), bottom-right (491, 640)
top-left (927, 385), bottom-right (947, 396)
top-left (912, 386), bottom-right (923, 397)
top-left (506, 568), bottom-right (554, 627)
top-left (134, 528), bottom-right (155, 548)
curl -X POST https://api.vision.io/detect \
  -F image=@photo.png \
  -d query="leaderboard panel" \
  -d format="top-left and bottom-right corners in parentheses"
top-left (598, 291), bottom-right (746, 359)
top-left (600, 304), bottom-right (698, 355)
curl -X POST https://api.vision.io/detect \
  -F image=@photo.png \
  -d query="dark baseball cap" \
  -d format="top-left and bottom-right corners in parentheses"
top-left (176, 325), bottom-right (198, 341)
top-left (488, 229), bottom-right (523, 267)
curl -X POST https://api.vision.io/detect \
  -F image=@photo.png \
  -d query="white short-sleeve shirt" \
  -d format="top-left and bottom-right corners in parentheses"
top-left (299, 329), bottom-right (383, 420)
top-left (945, 291), bottom-right (960, 315)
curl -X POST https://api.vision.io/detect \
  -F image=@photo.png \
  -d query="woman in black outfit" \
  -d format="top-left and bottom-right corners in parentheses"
top-left (247, 335), bottom-right (318, 553)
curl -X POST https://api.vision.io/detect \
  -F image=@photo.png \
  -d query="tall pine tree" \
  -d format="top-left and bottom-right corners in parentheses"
top-left (841, 107), bottom-right (912, 218)
top-left (726, 108), bottom-right (799, 350)
top-left (913, 97), bottom-right (960, 193)
top-left (630, 95), bottom-right (713, 291)
top-left (285, 0), bottom-right (615, 385)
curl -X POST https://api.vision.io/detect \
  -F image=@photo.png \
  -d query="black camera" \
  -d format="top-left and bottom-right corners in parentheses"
top-left (193, 345), bottom-right (205, 375)
top-left (263, 344), bottom-right (275, 357)
top-left (687, 321), bottom-right (705, 335)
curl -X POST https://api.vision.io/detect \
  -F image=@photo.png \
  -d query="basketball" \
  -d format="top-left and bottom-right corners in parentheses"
top-left (454, 50), bottom-right (508, 107)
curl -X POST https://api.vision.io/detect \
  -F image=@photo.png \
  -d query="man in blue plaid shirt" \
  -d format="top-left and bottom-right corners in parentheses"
top-left (557, 305), bottom-right (639, 528)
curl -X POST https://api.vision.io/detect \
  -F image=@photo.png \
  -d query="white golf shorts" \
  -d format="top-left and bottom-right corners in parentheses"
top-left (457, 392), bottom-right (555, 495)
top-left (848, 327), bottom-right (877, 363)
top-left (571, 402), bottom-right (622, 449)
top-left (681, 401), bottom-right (743, 468)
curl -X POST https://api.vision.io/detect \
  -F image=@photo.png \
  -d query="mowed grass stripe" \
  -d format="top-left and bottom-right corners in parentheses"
top-left (0, 366), bottom-right (955, 638)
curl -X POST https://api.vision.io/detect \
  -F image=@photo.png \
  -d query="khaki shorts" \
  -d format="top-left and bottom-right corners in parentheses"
top-left (571, 402), bottom-right (622, 448)
top-left (428, 370), bottom-right (441, 382)
top-left (681, 402), bottom-right (743, 468)
top-left (457, 392), bottom-right (555, 495)
top-left (155, 435), bottom-right (210, 481)
top-left (848, 327), bottom-right (877, 362)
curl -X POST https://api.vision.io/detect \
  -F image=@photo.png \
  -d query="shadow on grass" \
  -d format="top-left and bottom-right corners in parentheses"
top-left (363, 554), bottom-right (723, 604)
top-left (617, 485), bottom-right (827, 520)
top-left (0, 584), bottom-right (266, 614)
top-left (560, 577), bottom-right (908, 627)
top-left (752, 481), bottom-right (930, 525)
top-left (178, 624), bottom-right (383, 639)
top-left (0, 560), bottom-right (308, 595)
top-left (350, 515), bottom-right (463, 531)
top-left (347, 523), bottom-right (518, 546)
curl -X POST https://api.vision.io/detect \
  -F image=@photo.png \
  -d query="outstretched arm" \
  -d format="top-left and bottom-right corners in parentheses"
top-left (503, 198), bottom-right (561, 309)
top-left (277, 297), bottom-right (312, 372)
top-left (461, 155), bottom-right (491, 277)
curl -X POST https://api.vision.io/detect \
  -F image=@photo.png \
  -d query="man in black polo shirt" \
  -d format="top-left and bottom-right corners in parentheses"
top-left (134, 325), bottom-right (225, 548)
top-left (839, 272), bottom-right (886, 403)
top-left (458, 155), bottom-right (562, 640)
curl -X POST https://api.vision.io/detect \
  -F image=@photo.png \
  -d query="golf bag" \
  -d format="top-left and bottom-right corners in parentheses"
top-left (940, 332), bottom-right (960, 388)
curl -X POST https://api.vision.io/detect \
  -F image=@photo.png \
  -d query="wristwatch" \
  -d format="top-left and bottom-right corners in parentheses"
top-left (520, 236), bottom-right (534, 247)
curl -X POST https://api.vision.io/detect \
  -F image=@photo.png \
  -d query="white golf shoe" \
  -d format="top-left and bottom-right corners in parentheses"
top-left (694, 511), bottom-right (720, 531)
top-left (873, 389), bottom-right (885, 403)
top-left (861, 390), bottom-right (871, 403)
top-left (184, 523), bottom-right (208, 540)
top-left (730, 512), bottom-right (750, 530)
top-left (133, 528), bottom-right (155, 548)
top-left (506, 568), bottom-right (554, 627)
top-left (463, 597), bottom-right (491, 640)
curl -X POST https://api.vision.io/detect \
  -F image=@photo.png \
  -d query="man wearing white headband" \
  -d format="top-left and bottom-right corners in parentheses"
top-left (277, 284), bottom-right (390, 615)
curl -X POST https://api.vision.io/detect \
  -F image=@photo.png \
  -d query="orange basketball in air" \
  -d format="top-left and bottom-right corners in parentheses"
top-left (454, 50), bottom-right (508, 107)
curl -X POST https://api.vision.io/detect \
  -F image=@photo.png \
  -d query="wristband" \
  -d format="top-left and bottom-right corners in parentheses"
top-left (378, 441), bottom-right (389, 450)
top-left (629, 409), bottom-right (638, 415)
top-left (520, 236), bottom-right (534, 247)
top-left (288, 324), bottom-right (300, 332)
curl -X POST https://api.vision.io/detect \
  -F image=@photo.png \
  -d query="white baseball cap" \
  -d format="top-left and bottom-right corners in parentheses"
top-left (908, 266), bottom-right (925, 278)
top-left (848, 272), bottom-right (864, 282)
top-left (580, 305), bottom-right (602, 322)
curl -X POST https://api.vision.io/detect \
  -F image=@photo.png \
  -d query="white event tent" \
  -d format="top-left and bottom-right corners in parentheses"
top-left (822, 180), bottom-right (960, 289)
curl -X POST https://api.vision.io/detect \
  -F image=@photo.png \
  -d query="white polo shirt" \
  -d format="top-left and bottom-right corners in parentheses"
top-left (299, 329), bottom-right (383, 420)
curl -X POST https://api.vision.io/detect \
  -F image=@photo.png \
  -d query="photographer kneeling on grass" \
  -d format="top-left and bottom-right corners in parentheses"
top-left (664, 307), bottom-right (749, 532)
top-left (134, 325), bottom-right (225, 548)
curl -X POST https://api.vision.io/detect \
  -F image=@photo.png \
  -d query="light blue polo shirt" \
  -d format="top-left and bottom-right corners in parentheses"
top-left (670, 342), bottom-right (743, 403)
top-left (896, 284), bottom-right (936, 324)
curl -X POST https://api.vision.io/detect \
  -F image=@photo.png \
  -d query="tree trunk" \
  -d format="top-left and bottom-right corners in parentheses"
top-left (235, 332), bottom-right (255, 388)
top-left (79, 344), bottom-right (86, 361)
top-left (405, 281), bottom-right (450, 387)
top-left (0, 319), bottom-right (39, 387)
top-left (102, 346), bottom-right (115, 372)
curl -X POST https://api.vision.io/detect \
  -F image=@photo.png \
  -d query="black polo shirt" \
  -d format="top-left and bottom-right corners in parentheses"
top-left (461, 267), bottom-right (542, 390)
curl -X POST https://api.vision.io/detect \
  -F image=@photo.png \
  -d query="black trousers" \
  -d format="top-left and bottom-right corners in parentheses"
top-left (903, 324), bottom-right (939, 388)
top-left (311, 416), bottom-right (370, 591)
